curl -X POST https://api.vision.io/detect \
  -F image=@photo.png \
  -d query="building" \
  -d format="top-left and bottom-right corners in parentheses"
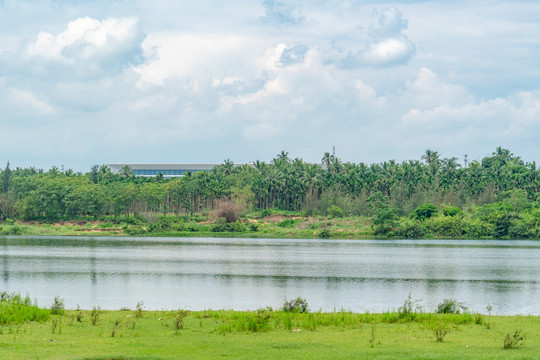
top-left (107, 164), bottom-right (219, 177)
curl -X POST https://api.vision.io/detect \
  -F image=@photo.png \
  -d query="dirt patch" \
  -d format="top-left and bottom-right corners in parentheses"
top-left (262, 215), bottom-right (303, 223)
top-left (74, 228), bottom-right (122, 233)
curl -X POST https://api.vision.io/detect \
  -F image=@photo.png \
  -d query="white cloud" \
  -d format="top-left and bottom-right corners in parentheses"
top-left (14, 16), bottom-right (144, 79)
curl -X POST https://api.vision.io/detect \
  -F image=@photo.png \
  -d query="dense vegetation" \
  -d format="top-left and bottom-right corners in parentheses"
top-left (1, 147), bottom-right (539, 239)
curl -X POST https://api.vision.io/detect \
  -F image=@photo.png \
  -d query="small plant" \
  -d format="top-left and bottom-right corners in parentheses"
top-left (436, 298), bottom-right (468, 314)
top-left (430, 320), bottom-right (452, 342)
top-left (474, 313), bottom-right (484, 325)
top-left (90, 306), bottom-right (101, 326)
top-left (51, 296), bottom-right (65, 315)
top-left (282, 297), bottom-right (309, 313)
top-left (75, 304), bottom-right (83, 322)
top-left (51, 317), bottom-right (59, 333)
top-left (111, 319), bottom-right (121, 337)
top-left (485, 304), bottom-right (492, 329)
top-left (398, 293), bottom-right (423, 320)
top-left (135, 301), bottom-right (144, 318)
top-left (174, 310), bottom-right (190, 334)
top-left (503, 329), bottom-right (525, 349)
top-left (369, 324), bottom-right (376, 348)
top-left (318, 229), bottom-right (331, 238)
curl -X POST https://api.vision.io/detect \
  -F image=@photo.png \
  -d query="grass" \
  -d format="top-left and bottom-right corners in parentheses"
top-left (0, 299), bottom-right (539, 359)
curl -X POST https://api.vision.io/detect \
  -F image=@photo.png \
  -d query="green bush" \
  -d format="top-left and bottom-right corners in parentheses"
top-left (327, 205), bottom-right (344, 218)
top-left (508, 221), bottom-right (533, 239)
top-left (465, 220), bottom-right (494, 238)
top-left (436, 298), bottom-right (468, 314)
top-left (394, 220), bottom-right (425, 239)
top-left (427, 216), bottom-right (465, 237)
top-left (443, 206), bottom-right (462, 217)
top-left (410, 203), bottom-right (438, 221)
top-left (282, 297), bottom-right (309, 313)
top-left (211, 219), bottom-right (246, 232)
top-left (277, 218), bottom-right (298, 228)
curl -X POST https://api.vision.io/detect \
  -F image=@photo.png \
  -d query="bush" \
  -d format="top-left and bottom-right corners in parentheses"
top-left (282, 297), bottom-right (308, 313)
top-left (51, 296), bottom-right (65, 315)
top-left (508, 222), bottom-right (533, 239)
top-left (443, 206), bottom-right (462, 217)
top-left (318, 229), bottom-right (331, 238)
top-left (465, 220), bottom-right (494, 238)
top-left (427, 216), bottom-right (465, 237)
top-left (394, 220), bottom-right (425, 239)
top-left (327, 205), bottom-right (344, 218)
top-left (436, 298), bottom-right (468, 314)
top-left (277, 218), bottom-right (298, 228)
top-left (211, 218), bottom-right (246, 232)
top-left (410, 203), bottom-right (438, 221)
top-left (215, 201), bottom-right (241, 223)
top-left (503, 329), bottom-right (526, 349)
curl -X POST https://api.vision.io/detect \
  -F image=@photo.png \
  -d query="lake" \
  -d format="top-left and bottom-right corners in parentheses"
top-left (1, 236), bottom-right (539, 315)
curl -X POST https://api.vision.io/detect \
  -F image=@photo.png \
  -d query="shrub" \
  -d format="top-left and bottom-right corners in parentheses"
top-left (215, 201), bottom-right (241, 223)
top-left (430, 320), bottom-right (452, 342)
top-left (318, 229), bottom-right (331, 238)
top-left (436, 298), bottom-right (468, 314)
top-left (282, 297), bottom-right (308, 313)
top-left (211, 218), bottom-right (246, 232)
top-left (51, 296), bottom-right (65, 315)
top-left (427, 216), bottom-right (465, 237)
top-left (277, 218), bottom-right (298, 228)
top-left (327, 205), bottom-right (344, 218)
top-left (90, 306), bottom-right (101, 325)
top-left (410, 203), bottom-right (438, 221)
top-left (508, 222), bottom-right (533, 239)
top-left (443, 206), bottom-right (463, 217)
top-left (503, 329), bottom-right (526, 349)
top-left (465, 220), bottom-right (494, 238)
top-left (394, 220), bottom-right (425, 239)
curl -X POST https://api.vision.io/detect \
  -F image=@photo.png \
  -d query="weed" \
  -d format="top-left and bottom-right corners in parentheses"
top-left (90, 306), bottom-right (101, 326)
top-left (75, 305), bottom-right (83, 322)
top-left (135, 301), bottom-right (144, 319)
top-left (398, 293), bottom-right (423, 320)
top-left (174, 310), bottom-right (189, 334)
top-left (369, 324), bottom-right (376, 348)
top-left (503, 329), bottom-right (525, 349)
top-left (485, 304), bottom-right (492, 329)
top-left (318, 229), bottom-right (331, 238)
top-left (51, 316), bottom-right (60, 334)
top-left (474, 313), bottom-right (483, 325)
top-left (111, 319), bottom-right (121, 337)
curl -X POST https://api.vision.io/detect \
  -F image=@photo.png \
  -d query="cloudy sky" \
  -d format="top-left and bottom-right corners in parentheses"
top-left (1, 0), bottom-right (539, 171)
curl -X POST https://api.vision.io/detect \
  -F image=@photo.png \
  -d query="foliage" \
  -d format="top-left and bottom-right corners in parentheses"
top-left (443, 206), bottom-right (462, 217)
top-left (282, 297), bottom-right (309, 313)
top-left (436, 298), bottom-right (468, 314)
top-left (51, 296), bottom-right (65, 315)
top-left (0, 292), bottom-right (50, 324)
top-left (503, 329), bottom-right (526, 349)
top-left (327, 205), bottom-right (344, 218)
top-left (394, 220), bottom-right (426, 239)
top-left (410, 203), bottom-right (438, 221)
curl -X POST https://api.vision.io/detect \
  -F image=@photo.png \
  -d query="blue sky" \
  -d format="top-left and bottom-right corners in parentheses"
top-left (1, 0), bottom-right (540, 171)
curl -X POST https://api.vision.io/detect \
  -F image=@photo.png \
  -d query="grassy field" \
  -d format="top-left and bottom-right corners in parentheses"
top-left (1, 296), bottom-right (538, 360)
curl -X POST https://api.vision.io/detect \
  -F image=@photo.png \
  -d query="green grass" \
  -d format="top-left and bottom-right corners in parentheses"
top-left (0, 303), bottom-right (538, 360)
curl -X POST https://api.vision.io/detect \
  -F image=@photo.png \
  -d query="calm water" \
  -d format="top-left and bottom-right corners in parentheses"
top-left (1, 236), bottom-right (539, 315)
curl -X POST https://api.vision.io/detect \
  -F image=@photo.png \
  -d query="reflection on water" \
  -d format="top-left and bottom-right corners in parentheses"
top-left (0, 236), bottom-right (539, 315)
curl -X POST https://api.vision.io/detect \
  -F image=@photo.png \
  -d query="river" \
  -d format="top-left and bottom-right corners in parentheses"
top-left (1, 236), bottom-right (539, 315)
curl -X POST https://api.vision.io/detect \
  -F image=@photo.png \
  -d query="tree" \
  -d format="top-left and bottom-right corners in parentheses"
top-left (2, 161), bottom-right (12, 193)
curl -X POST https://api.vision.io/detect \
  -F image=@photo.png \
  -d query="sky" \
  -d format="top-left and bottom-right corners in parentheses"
top-left (1, 0), bottom-right (540, 172)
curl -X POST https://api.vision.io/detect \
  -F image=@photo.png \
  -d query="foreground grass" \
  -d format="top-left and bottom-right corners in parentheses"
top-left (0, 307), bottom-right (538, 360)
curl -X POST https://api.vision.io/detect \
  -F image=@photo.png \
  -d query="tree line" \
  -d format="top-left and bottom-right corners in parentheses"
top-left (0, 147), bottom-right (539, 234)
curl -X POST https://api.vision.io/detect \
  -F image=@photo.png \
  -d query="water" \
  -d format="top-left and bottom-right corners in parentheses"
top-left (1, 236), bottom-right (539, 315)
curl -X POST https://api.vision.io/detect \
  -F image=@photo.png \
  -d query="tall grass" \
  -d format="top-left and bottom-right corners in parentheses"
top-left (0, 292), bottom-right (50, 324)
